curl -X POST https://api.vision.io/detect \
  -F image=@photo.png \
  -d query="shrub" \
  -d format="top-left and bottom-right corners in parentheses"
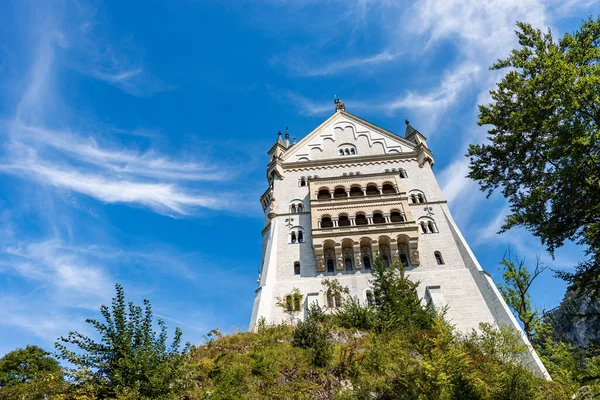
top-left (292, 318), bottom-right (332, 367)
top-left (333, 296), bottom-right (376, 330)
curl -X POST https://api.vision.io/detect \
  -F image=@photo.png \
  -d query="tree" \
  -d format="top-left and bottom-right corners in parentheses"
top-left (370, 253), bottom-right (434, 331)
top-left (497, 249), bottom-right (546, 342)
top-left (0, 345), bottom-right (64, 399)
top-left (55, 283), bottom-right (190, 399)
top-left (466, 18), bottom-right (600, 303)
top-left (0, 345), bottom-right (61, 388)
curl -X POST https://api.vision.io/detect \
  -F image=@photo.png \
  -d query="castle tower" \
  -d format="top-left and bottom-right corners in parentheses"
top-left (250, 100), bottom-right (549, 377)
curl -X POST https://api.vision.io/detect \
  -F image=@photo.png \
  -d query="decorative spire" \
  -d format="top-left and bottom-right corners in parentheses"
top-left (404, 119), bottom-right (417, 137)
top-left (334, 95), bottom-right (346, 111)
top-left (284, 126), bottom-right (289, 140)
top-left (274, 130), bottom-right (286, 147)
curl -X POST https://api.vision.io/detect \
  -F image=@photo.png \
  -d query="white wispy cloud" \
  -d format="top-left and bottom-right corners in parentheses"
top-left (0, 159), bottom-right (223, 216)
top-left (12, 123), bottom-right (227, 182)
top-left (288, 50), bottom-right (398, 77)
top-left (2, 238), bottom-right (113, 308)
top-left (1, 1), bottom-right (233, 218)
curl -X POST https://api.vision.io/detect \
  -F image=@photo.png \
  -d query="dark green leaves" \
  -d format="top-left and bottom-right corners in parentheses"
top-left (55, 283), bottom-right (189, 399)
top-left (468, 17), bottom-right (600, 301)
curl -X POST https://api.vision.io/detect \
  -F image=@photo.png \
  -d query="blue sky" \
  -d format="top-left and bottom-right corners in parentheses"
top-left (0, 0), bottom-right (598, 356)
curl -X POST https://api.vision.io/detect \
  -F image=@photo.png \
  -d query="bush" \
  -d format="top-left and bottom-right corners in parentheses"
top-left (333, 296), bottom-right (376, 330)
top-left (370, 254), bottom-right (435, 331)
top-left (292, 318), bottom-right (332, 367)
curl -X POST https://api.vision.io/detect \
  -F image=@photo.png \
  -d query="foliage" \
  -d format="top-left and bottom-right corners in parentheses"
top-left (332, 296), bottom-right (376, 331)
top-left (466, 17), bottom-right (600, 303)
top-left (292, 317), bottom-right (333, 368)
top-left (55, 283), bottom-right (190, 400)
top-left (186, 320), bottom-right (559, 399)
top-left (370, 253), bottom-right (435, 331)
top-left (276, 287), bottom-right (304, 317)
top-left (0, 345), bottom-right (61, 388)
top-left (0, 345), bottom-right (65, 399)
top-left (322, 279), bottom-right (350, 309)
top-left (497, 249), bottom-right (546, 342)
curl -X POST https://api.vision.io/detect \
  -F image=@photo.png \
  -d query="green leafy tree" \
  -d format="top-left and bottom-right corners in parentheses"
top-left (497, 249), bottom-right (546, 342)
top-left (370, 253), bottom-right (434, 331)
top-left (466, 17), bottom-right (600, 304)
top-left (0, 345), bottom-right (64, 399)
top-left (55, 283), bottom-right (190, 399)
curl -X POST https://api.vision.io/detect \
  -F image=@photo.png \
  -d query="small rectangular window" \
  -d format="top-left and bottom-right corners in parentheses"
top-left (294, 262), bottom-right (301, 275)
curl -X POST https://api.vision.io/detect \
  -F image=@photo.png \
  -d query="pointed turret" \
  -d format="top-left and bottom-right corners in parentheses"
top-left (404, 119), bottom-right (434, 167)
top-left (284, 127), bottom-right (291, 148)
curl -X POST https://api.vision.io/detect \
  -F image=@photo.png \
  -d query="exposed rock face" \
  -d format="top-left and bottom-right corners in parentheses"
top-left (544, 290), bottom-right (600, 348)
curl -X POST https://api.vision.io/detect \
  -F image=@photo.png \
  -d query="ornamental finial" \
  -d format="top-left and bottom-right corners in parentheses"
top-left (334, 96), bottom-right (346, 111)
top-left (405, 119), bottom-right (410, 125)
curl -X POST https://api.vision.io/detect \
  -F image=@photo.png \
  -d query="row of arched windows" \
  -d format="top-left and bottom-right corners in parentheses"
top-left (294, 252), bottom-right (444, 276)
top-left (339, 147), bottom-right (356, 156)
top-left (319, 210), bottom-right (407, 228)
top-left (290, 203), bottom-right (304, 213)
top-left (290, 230), bottom-right (305, 243)
top-left (298, 175), bottom-right (319, 187)
top-left (384, 168), bottom-right (408, 178)
top-left (410, 193), bottom-right (427, 203)
top-left (420, 220), bottom-right (438, 234)
top-left (317, 182), bottom-right (397, 199)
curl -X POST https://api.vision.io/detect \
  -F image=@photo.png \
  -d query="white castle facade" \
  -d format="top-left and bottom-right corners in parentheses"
top-left (250, 100), bottom-right (549, 377)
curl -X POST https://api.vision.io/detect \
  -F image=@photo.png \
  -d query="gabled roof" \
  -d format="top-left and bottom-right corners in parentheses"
top-left (280, 110), bottom-right (418, 163)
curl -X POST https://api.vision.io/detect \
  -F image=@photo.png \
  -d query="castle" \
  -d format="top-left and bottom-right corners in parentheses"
top-left (250, 99), bottom-right (549, 377)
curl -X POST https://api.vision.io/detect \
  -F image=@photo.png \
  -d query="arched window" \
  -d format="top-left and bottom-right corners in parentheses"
top-left (350, 186), bottom-right (363, 197)
top-left (321, 217), bottom-right (333, 228)
top-left (294, 261), bottom-right (301, 274)
top-left (291, 232), bottom-right (297, 243)
top-left (345, 149), bottom-right (350, 155)
top-left (400, 253), bottom-right (409, 266)
top-left (333, 187), bottom-right (347, 198)
top-left (428, 221), bottom-right (437, 233)
top-left (297, 203), bottom-right (303, 212)
top-left (366, 184), bottom-right (379, 195)
top-left (338, 215), bottom-right (350, 227)
top-left (298, 230), bottom-right (304, 243)
top-left (290, 204), bottom-right (297, 213)
top-left (345, 257), bottom-right (353, 271)
top-left (355, 213), bottom-right (368, 225)
top-left (363, 255), bottom-right (372, 270)
top-left (390, 211), bottom-right (405, 223)
top-left (339, 150), bottom-right (344, 155)
top-left (318, 188), bottom-right (331, 200)
top-left (434, 251), bottom-right (444, 265)
top-left (399, 169), bottom-right (408, 178)
top-left (350, 148), bottom-right (356, 154)
top-left (299, 177), bottom-right (307, 187)
top-left (420, 220), bottom-right (438, 234)
top-left (411, 194), bottom-right (418, 203)
top-left (382, 183), bottom-right (396, 194)
top-left (326, 259), bottom-right (335, 272)
top-left (373, 212), bottom-right (385, 224)
top-left (418, 193), bottom-right (426, 203)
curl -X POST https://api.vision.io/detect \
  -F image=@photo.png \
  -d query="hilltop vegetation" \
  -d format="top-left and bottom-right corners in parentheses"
top-left (0, 256), bottom-right (589, 400)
